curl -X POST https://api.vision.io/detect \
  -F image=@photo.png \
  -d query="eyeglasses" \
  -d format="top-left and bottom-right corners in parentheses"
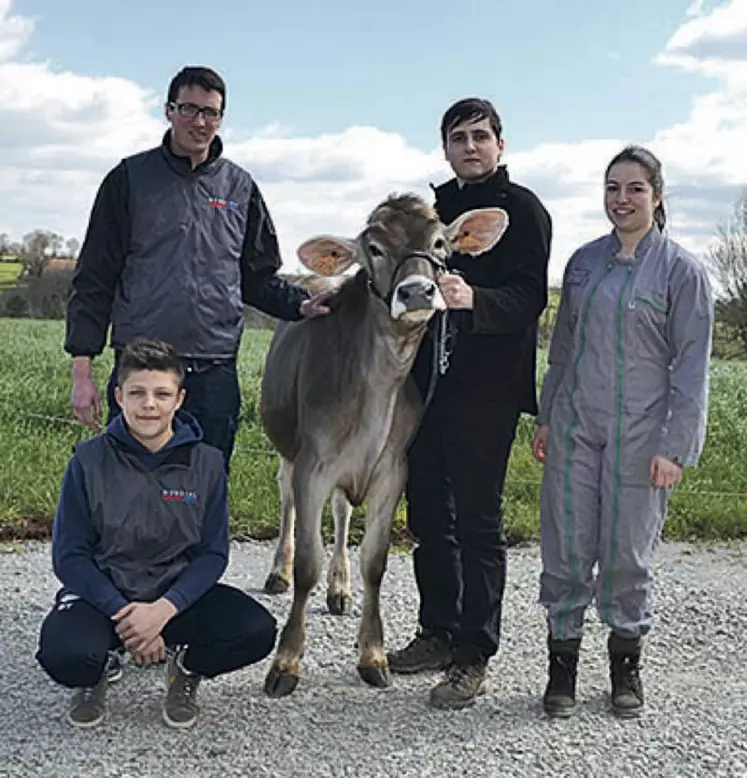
top-left (169, 102), bottom-right (222, 122)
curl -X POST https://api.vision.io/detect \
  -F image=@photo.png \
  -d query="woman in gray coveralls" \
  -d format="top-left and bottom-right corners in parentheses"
top-left (531, 145), bottom-right (714, 719)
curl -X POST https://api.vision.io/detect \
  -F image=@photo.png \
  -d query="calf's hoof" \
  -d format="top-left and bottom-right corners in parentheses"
top-left (326, 592), bottom-right (352, 616)
top-left (358, 664), bottom-right (393, 689)
top-left (264, 667), bottom-right (299, 698)
top-left (264, 572), bottom-right (290, 595)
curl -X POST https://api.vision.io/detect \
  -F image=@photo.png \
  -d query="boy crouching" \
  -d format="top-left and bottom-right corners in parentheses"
top-left (36, 338), bottom-right (277, 729)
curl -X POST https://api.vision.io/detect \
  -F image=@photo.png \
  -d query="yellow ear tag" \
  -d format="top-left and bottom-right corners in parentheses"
top-left (458, 232), bottom-right (482, 254)
top-left (310, 252), bottom-right (340, 276)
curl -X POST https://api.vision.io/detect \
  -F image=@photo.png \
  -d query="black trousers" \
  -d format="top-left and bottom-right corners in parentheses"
top-left (107, 353), bottom-right (241, 471)
top-left (406, 389), bottom-right (520, 663)
top-left (36, 584), bottom-right (277, 689)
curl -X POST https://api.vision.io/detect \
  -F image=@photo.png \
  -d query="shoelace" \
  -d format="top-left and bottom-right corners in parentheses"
top-left (78, 686), bottom-right (100, 702)
top-left (448, 663), bottom-right (481, 684)
top-left (612, 659), bottom-right (641, 692)
top-left (174, 673), bottom-right (200, 702)
top-left (551, 654), bottom-right (577, 672)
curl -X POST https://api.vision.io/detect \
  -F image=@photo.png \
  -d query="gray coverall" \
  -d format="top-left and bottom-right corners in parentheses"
top-left (537, 227), bottom-right (713, 641)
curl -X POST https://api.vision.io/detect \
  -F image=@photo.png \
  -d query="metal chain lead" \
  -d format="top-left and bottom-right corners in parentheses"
top-left (438, 309), bottom-right (452, 375)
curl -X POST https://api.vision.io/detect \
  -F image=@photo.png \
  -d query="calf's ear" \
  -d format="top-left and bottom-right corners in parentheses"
top-left (445, 208), bottom-right (509, 256)
top-left (297, 236), bottom-right (358, 276)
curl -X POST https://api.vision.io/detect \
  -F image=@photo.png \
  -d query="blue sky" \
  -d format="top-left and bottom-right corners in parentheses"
top-left (14, 0), bottom-right (707, 148)
top-left (2, 0), bottom-right (746, 281)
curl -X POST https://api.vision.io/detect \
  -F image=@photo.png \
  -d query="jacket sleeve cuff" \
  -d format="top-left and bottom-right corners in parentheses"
top-left (102, 593), bottom-right (129, 618)
top-left (658, 439), bottom-right (699, 468)
top-left (162, 590), bottom-right (186, 614)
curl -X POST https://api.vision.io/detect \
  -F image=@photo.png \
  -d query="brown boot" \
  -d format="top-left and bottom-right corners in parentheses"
top-left (428, 660), bottom-right (488, 710)
top-left (387, 632), bottom-right (452, 674)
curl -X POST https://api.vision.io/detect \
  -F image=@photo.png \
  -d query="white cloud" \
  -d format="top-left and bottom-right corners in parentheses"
top-left (685, 0), bottom-right (716, 17)
top-left (0, 1), bottom-right (162, 244)
top-left (0, 0), bottom-right (30, 61)
top-left (649, 0), bottom-right (747, 260)
top-left (0, 0), bottom-right (745, 287)
top-left (225, 127), bottom-right (450, 267)
top-left (657, 0), bottom-right (747, 84)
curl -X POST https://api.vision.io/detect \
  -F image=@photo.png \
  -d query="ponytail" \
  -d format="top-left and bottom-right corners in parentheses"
top-left (653, 201), bottom-right (666, 232)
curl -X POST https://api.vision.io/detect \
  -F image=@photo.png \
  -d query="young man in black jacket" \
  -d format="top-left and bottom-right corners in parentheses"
top-left (388, 98), bottom-right (552, 709)
top-left (65, 66), bottom-right (330, 470)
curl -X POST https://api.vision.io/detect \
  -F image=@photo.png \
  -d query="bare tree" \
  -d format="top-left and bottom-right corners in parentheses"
top-left (19, 229), bottom-right (64, 278)
top-left (48, 232), bottom-right (64, 257)
top-left (707, 191), bottom-right (747, 356)
top-left (65, 237), bottom-right (81, 258)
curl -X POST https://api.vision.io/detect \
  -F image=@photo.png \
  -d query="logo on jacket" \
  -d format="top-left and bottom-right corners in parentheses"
top-left (56, 592), bottom-right (81, 612)
top-left (162, 489), bottom-right (198, 504)
top-left (208, 196), bottom-right (240, 213)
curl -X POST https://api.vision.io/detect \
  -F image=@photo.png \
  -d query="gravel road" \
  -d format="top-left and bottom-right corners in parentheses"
top-left (1, 539), bottom-right (745, 777)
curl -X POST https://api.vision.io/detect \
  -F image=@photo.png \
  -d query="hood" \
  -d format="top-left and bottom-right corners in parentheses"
top-left (106, 409), bottom-right (203, 456)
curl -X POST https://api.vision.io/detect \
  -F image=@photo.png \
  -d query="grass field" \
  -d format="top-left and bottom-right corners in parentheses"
top-left (1, 318), bottom-right (746, 544)
top-left (0, 262), bottom-right (21, 291)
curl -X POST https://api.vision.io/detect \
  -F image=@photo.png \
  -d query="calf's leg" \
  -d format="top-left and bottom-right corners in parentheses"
top-left (264, 459), bottom-right (295, 594)
top-left (356, 456), bottom-right (406, 688)
top-left (264, 457), bottom-right (332, 698)
top-left (327, 489), bottom-right (352, 615)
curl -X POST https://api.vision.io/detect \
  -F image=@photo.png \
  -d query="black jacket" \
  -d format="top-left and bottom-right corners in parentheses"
top-left (415, 166), bottom-right (551, 415)
top-left (65, 132), bottom-right (309, 359)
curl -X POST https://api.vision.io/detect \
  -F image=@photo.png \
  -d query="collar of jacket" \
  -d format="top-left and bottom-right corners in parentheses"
top-left (104, 409), bottom-right (202, 471)
top-left (106, 427), bottom-right (196, 471)
top-left (159, 130), bottom-right (224, 176)
top-left (609, 223), bottom-right (665, 261)
top-left (430, 165), bottom-right (510, 201)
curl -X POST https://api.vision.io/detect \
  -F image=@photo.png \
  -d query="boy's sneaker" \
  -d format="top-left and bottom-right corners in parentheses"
top-left (105, 649), bottom-right (126, 684)
top-left (69, 676), bottom-right (107, 729)
top-left (163, 649), bottom-right (202, 729)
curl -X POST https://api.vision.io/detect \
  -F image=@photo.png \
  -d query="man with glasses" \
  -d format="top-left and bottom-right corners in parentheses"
top-left (65, 66), bottom-right (331, 472)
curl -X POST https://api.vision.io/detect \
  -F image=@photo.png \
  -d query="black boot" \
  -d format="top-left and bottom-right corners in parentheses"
top-left (543, 636), bottom-right (580, 719)
top-left (608, 633), bottom-right (644, 718)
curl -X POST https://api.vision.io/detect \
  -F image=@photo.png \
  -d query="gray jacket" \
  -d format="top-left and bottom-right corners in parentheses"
top-left (52, 412), bottom-right (228, 616)
top-left (538, 227), bottom-right (714, 466)
top-left (65, 133), bottom-right (309, 360)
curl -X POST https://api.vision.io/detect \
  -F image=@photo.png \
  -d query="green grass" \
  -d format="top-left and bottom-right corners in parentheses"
top-left (1, 318), bottom-right (746, 544)
top-left (0, 262), bottom-right (21, 291)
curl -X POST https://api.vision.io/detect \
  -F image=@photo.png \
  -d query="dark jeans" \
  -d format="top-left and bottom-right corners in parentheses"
top-left (36, 584), bottom-right (277, 689)
top-left (406, 389), bottom-right (520, 664)
top-left (107, 352), bottom-right (241, 471)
